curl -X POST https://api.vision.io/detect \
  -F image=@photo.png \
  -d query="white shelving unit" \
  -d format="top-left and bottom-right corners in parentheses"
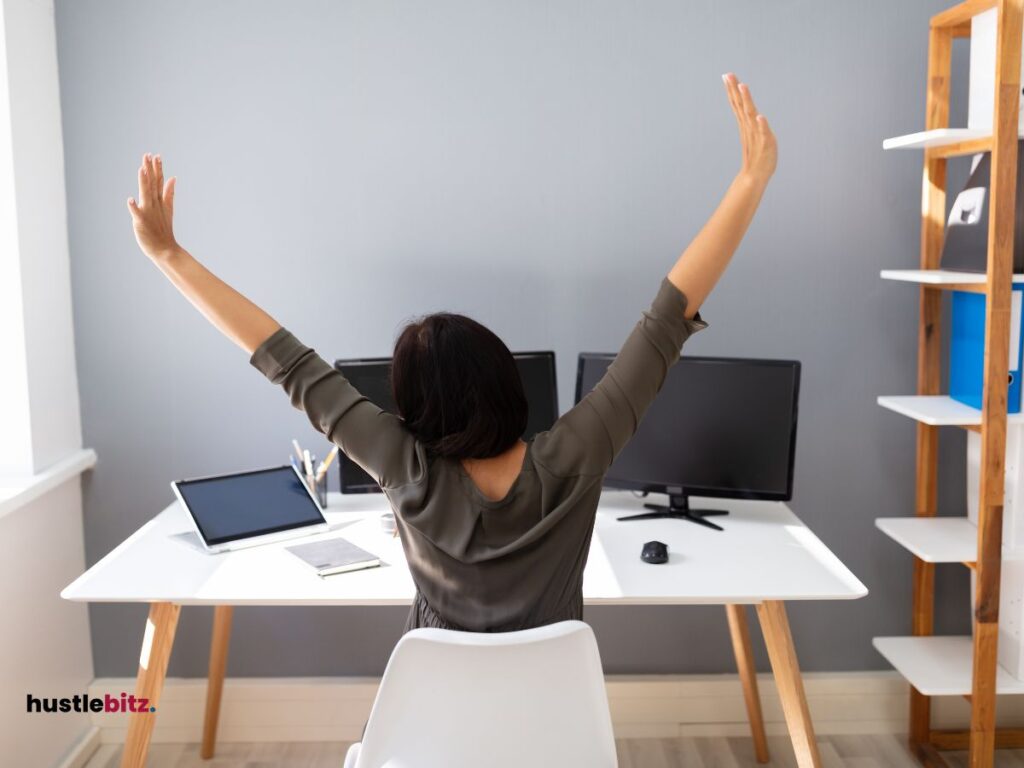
top-left (882, 128), bottom-right (995, 150)
top-left (873, 636), bottom-right (1024, 696)
top-left (875, 4), bottom-right (1024, 763)
top-left (876, 517), bottom-right (977, 563)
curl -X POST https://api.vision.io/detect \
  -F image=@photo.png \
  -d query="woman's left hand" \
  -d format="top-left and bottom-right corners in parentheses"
top-left (127, 153), bottom-right (179, 263)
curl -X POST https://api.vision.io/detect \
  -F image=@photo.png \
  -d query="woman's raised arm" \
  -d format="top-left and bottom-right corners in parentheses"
top-left (544, 74), bottom-right (776, 474)
top-left (668, 73), bottom-right (777, 318)
top-left (127, 153), bottom-right (281, 354)
top-left (127, 154), bottom-right (422, 488)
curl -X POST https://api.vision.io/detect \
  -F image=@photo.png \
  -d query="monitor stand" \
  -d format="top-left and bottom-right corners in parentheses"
top-left (617, 493), bottom-right (728, 531)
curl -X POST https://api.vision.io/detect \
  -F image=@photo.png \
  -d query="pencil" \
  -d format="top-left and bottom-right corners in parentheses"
top-left (315, 445), bottom-right (340, 481)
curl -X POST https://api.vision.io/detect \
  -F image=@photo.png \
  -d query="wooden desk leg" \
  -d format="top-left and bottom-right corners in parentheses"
top-left (121, 602), bottom-right (181, 768)
top-left (726, 604), bottom-right (770, 764)
top-left (756, 601), bottom-right (822, 768)
top-left (201, 605), bottom-right (234, 760)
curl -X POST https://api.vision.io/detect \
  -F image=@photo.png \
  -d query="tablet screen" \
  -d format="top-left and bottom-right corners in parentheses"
top-left (174, 466), bottom-right (326, 546)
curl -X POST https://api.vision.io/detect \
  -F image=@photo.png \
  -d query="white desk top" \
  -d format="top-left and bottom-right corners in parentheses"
top-left (62, 491), bottom-right (867, 606)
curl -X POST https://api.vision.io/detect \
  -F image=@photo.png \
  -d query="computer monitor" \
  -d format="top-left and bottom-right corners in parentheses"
top-left (574, 354), bottom-right (800, 530)
top-left (333, 351), bottom-right (559, 493)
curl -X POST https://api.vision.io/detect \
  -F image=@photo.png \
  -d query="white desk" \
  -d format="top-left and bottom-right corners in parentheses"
top-left (64, 491), bottom-right (866, 767)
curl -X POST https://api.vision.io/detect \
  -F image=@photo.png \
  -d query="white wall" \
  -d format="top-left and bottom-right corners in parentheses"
top-left (0, 0), bottom-right (95, 764)
top-left (0, 0), bottom-right (81, 475)
top-left (0, 481), bottom-right (95, 767)
top-left (0, 0), bottom-right (32, 476)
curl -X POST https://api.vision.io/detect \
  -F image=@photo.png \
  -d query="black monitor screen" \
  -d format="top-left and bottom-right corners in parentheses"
top-left (575, 355), bottom-right (800, 500)
top-left (513, 352), bottom-right (560, 440)
top-left (334, 352), bottom-right (559, 492)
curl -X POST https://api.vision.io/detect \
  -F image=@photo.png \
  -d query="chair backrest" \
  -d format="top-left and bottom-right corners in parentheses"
top-left (354, 620), bottom-right (617, 768)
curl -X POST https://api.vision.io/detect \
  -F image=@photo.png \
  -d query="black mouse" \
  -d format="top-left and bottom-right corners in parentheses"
top-left (641, 540), bottom-right (668, 564)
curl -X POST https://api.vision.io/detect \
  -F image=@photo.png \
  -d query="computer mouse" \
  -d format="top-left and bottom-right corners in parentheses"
top-left (641, 540), bottom-right (668, 564)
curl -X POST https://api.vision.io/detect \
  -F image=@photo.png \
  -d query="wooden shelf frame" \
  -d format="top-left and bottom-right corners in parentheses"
top-left (887, 3), bottom-right (1024, 766)
top-left (930, 136), bottom-right (994, 157)
top-left (932, 0), bottom-right (997, 29)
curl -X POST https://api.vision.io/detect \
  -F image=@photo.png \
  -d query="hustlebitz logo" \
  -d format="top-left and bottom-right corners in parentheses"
top-left (26, 692), bottom-right (155, 713)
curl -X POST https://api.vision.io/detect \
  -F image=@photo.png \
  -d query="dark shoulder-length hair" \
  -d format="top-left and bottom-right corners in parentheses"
top-left (390, 313), bottom-right (527, 460)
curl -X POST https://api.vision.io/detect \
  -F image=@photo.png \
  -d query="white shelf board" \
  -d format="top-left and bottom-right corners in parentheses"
top-left (882, 128), bottom-right (989, 150)
top-left (875, 517), bottom-right (977, 563)
top-left (882, 128), bottom-right (992, 150)
top-left (880, 269), bottom-right (1024, 285)
top-left (873, 636), bottom-right (1024, 696)
top-left (879, 395), bottom-right (995, 426)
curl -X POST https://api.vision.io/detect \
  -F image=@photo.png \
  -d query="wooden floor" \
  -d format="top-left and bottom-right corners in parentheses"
top-left (82, 735), bottom-right (1024, 767)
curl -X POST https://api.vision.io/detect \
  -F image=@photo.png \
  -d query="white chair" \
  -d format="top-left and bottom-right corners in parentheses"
top-left (343, 619), bottom-right (617, 768)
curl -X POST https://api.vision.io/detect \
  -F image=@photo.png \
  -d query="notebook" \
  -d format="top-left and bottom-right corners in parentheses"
top-left (286, 536), bottom-right (382, 577)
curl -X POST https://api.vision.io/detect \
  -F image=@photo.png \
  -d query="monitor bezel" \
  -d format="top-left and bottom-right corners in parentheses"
top-left (333, 351), bottom-right (559, 494)
top-left (574, 352), bottom-right (801, 502)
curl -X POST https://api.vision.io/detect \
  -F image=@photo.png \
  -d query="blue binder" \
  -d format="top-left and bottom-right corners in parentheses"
top-left (950, 287), bottom-right (1024, 413)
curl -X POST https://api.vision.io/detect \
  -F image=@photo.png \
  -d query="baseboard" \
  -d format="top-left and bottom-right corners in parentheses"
top-left (87, 672), bottom-right (1024, 744)
top-left (55, 726), bottom-right (101, 768)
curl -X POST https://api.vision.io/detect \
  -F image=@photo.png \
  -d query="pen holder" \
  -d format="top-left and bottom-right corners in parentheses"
top-left (306, 471), bottom-right (328, 508)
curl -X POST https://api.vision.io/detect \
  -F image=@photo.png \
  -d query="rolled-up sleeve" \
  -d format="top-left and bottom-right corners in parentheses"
top-left (549, 278), bottom-right (707, 474)
top-left (250, 328), bottom-right (422, 489)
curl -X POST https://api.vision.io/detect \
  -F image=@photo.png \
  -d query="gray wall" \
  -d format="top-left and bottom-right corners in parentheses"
top-left (56, 0), bottom-right (975, 677)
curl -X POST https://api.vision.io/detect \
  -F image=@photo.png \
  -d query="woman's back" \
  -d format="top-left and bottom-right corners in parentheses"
top-left (460, 440), bottom-right (529, 503)
top-left (390, 434), bottom-right (605, 631)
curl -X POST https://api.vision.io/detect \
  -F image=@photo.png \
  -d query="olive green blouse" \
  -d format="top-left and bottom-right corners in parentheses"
top-left (250, 278), bottom-right (707, 632)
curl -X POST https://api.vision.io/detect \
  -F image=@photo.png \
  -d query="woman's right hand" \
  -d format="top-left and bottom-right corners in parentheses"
top-left (127, 153), bottom-right (180, 262)
top-left (722, 73), bottom-right (777, 185)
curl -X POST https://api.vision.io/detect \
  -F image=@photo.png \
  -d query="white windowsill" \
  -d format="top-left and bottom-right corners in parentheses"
top-left (0, 448), bottom-right (97, 520)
